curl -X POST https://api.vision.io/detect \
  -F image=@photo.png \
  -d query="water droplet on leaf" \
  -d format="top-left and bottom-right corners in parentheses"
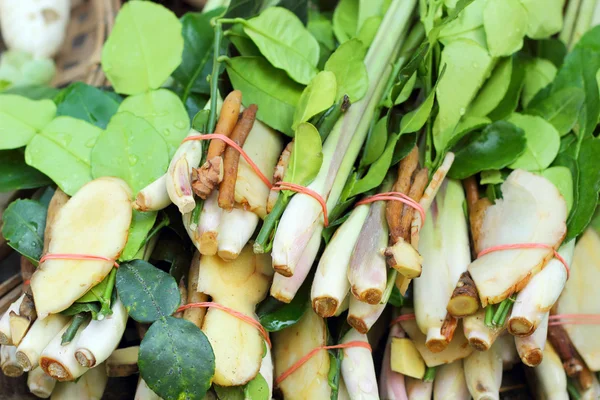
top-left (129, 155), bottom-right (138, 166)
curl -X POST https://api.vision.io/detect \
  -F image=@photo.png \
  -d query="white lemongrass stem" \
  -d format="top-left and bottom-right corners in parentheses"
top-left (560, 0), bottom-right (581, 45)
top-left (335, 294), bottom-right (350, 317)
top-left (0, 293), bottom-right (25, 345)
top-left (167, 129), bottom-right (204, 214)
top-left (16, 313), bottom-right (70, 371)
top-left (348, 296), bottom-right (386, 334)
top-left (1, 345), bottom-right (23, 377)
top-left (135, 378), bottom-right (163, 400)
top-left (515, 312), bottom-right (548, 367)
top-left (348, 192), bottom-right (390, 305)
top-left (533, 342), bottom-right (568, 400)
top-left (271, 226), bottom-right (323, 303)
top-left (433, 360), bottom-right (469, 400)
top-left (571, 0), bottom-right (598, 49)
top-left (260, 344), bottom-right (274, 400)
top-left (217, 207), bottom-right (259, 261)
top-left (28, 366), bottom-right (56, 398)
top-left (464, 340), bottom-right (503, 400)
top-left (508, 241), bottom-right (575, 336)
top-left (50, 364), bottom-right (108, 400)
top-left (340, 329), bottom-right (379, 400)
top-left (463, 309), bottom-right (503, 351)
top-left (312, 205), bottom-right (369, 317)
top-left (495, 333), bottom-right (519, 370)
top-left (379, 324), bottom-right (408, 400)
top-left (406, 378), bottom-right (433, 400)
top-left (134, 175), bottom-right (171, 212)
top-left (414, 179), bottom-right (470, 352)
top-left (74, 298), bottom-right (128, 368)
top-left (40, 321), bottom-right (88, 381)
top-left (198, 190), bottom-right (222, 256)
top-left (339, 377), bottom-right (351, 400)
top-left (272, 0), bottom-right (415, 276)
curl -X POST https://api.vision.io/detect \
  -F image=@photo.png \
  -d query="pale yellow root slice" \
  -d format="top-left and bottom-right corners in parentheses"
top-left (31, 177), bottom-right (132, 319)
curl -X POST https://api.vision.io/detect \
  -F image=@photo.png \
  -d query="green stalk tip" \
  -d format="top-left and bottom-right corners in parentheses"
top-left (423, 366), bottom-right (437, 382)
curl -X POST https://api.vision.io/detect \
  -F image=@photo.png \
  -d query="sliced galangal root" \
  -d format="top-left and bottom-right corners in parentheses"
top-left (31, 177), bottom-right (132, 319)
top-left (468, 169), bottom-right (567, 306)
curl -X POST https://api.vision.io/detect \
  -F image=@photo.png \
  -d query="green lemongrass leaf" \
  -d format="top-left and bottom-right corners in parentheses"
top-left (283, 122), bottom-right (323, 187)
top-left (507, 113), bottom-right (560, 172)
top-left (116, 260), bottom-right (180, 323)
top-left (257, 279), bottom-right (309, 331)
top-left (521, 59), bottom-right (557, 108)
top-left (480, 170), bottom-right (503, 185)
top-left (244, 373), bottom-right (270, 400)
top-left (482, 0), bottom-right (527, 57)
top-left (118, 89), bottom-right (190, 157)
top-left (468, 57), bottom-right (512, 117)
top-left (293, 71), bottom-right (337, 131)
top-left (223, 56), bottom-right (303, 136)
top-left (535, 39), bottom-right (567, 68)
top-left (448, 121), bottom-right (526, 179)
top-left (520, 0), bottom-right (564, 39)
top-left (487, 55), bottom-right (526, 121)
top-left (350, 133), bottom-right (399, 196)
top-left (327, 351), bottom-right (342, 399)
top-left (0, 95), bottom-right (56, 149)
top-left (0, 149), bottom-right (51, 191)
top-left (394, 72), bottom-right (416, 106)
top-left (120, 210), bottom-right (158, 262)
top-left (526, 87), bottom-right (584, 136)
top-left (25, 116), bottom-right (102, 195)
top-left (139, 316), bottom-right (215, 400)
top-left (242, 7), bottom-right (319, 84)
top-left (101, 1), bottom-right (183, 95)
top-left (3, 85), bottom-right (59, 100)
top-left (333, 0), bottom-right (358, 44)
top-left (91, 112), bottom-right (169, 194)
top-left (361, 115), bottom-right (388, 167)
top-left (1, 199), bottom-right (46, 264)
top-left (54, 82), bottom-right (122, 129)
top-left (324, 38), bottom-right (368, 102)
top-left (542, 166), bottom-right (574, 214)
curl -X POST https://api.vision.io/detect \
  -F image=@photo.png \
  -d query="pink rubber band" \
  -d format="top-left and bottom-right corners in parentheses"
top-left (390, 313), bottom-right (416, 327)
top-left (478, 243), bottom-right (569, 279)
top-left (272, 182), bottom-right (329, 226)
top-left (548, 314), bottom-right (600, 326)
top-left (39, 254), bottom-right (119, 268)
top-left (356, 192), bottom-right (426, 225)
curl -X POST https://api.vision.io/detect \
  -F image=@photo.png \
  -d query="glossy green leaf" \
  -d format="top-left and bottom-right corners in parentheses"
top-left (400, 85), bottom-right (436, 134)
top-left (244, 373), bottom-right (269, 400)
top-left (229, 24), bottom-right (262, 57)
top-left (487, 55), bottom-right (526, 121)
top-left (394, 72), bottom-right (416, 105)
top-left (468, 58), bottom-right (512, 117)
top-left (283, 123), bottom-right (323, 187)
top-left (120, 210), bottom-right (158, 262)
top-left (542, 166), bottom-right (573, 213)
top-left (76, 273), bottom-right (110, 303)
top-left (257, 279), bottom-right (309, 331)
top-left (391, 132), bottom-right (418, 166)
top-left (447, 116), bottom-right (492, 149)
top-left (483, 0), bottom-right (527, 57)
top-left (118, 89), bottom-right (190, 157)
top-left (223, 56), bottom-right (303, 136)
top-left (357, 0), bottom-right (385, 33)
top-left (1, 199), bottom-right (46, 264)
top-left (526, 87), bottom-right (584, 136)
top-left (439, 0), bottom-right (485, 35)
top-left (25, 116), bottom-right (102, 195)
top-left (0, 95), bottom-right (56, 149)
top-left (139, 317), bottom-right (215, 400)
top-left (101, 1), bottom-right (184, 95)
top-left (116, 260), bottom-right (180, 323)
top-left (308, 9), bottom-right (336, 51)
top-left (0, 149), bottom-right (51, 191)
top-left (324, 39), bottom-right (368, 102)
top-left (55, 82), bottom-right (122, 129)
top-left (3, 85), bottom-right (59, 100)
top-left (91, 112), bottom-right (169, 194)
top-left (520, 0), bottom-right (564, 39)
top-left (535, 39), bottom-right (567, 68)
top-left (507, 113), bottom-right (560, 171)
top-left (223, 0), bottom-right (263, 20)
top-left (242, 7), bottom-right (319, 84)
top-left (521, 58), bottom-right (557, 108)
top-left (449, 121), bottom-right (526, 179)
top-left (350, 133), bottom-right (399, 196)
top-left (357, 15), bottom-right (382, 47)
top-left (361, 116), bottom-right (388, 167)
top-left (333, 0), bottom-right (358, 44)
top-left (293, 71), bottom-right (337, 130)
top-left (480, 169), bottom-right (504, 185)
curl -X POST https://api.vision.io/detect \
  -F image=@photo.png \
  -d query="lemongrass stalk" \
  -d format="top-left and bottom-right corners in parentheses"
top-left (414, 179), bottom-right (470, 352)
top-left (339, 376), bottom-right (351, 400)
top-left (335, 294), bottom-right (350, 317)
top-left (135, 378), bottom-right (163, 400)
top-left (271, 0), bottom-right (416, 276)
top-left (197, 190), bottom-right (222, 255)
top-left (50, 364), bottom-right (108, 400)
top-left (340, 329), bottom-right (378, 400)
top-left (463, 309), bottom-right (504, 352)
top-left (515, 312), bottom-right (548, 367)
top-left (16, 313), bottom-right (69, 371)
top-left (347, 296), bottom-right (386, 334)
top-left (1, 345), bottom-right (23, 377)
top-left (28, 366), bottom-right (56, 398)
top-left (571, 0), bottom-right (598, 49)
top-left (582, 373), bottom-right (600, 400)
top-left (433, 360), bottom-right (469, 400)
top-left (534, 342), bottom-right (569, 400)
top-left (406, 377), bottom-right (433, 400)
top-left (379, 324), bottom-right (409, 400)
top-left (311, 205), bottom-right (369, 317)
top-left (495, 333), bottom-right (519, 370)
top-left (134, 175), bottom-right (171, 212)
top-left (508, 241), bottom-right (575, 336)
top-left (464, 340), bottom-right (503, 400)
top-left (560, 0), bottom-right (582, 45)
top-left (259, 345), bottom-right (274, 400)
top-left (74, 298), bottom-right (128, 368)
top-left (271, 227), bottom-right (323, 303)
top-left (40, 321), bottom-right (88, 381)
top-left (0, 293), bottom-right (25, 345)
top-left (216, 208), bottom-right (259, 261)
top-left (166, 129), bottom-right (204, 214)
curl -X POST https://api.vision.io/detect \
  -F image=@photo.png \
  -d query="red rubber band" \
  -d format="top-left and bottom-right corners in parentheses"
top-left (275, 341), bottom-right (372, 385)
top-left (548, 314), bottom-right (600, 326)
top-left (272, 182), bottom-right (329, 226)
top-left (183, 134), bottom-right (273, 189)
top-left (477, 243), bottom-right (569, 279)
top-left (23, 280), bottom-right (30, 286)
top-left (39, 254), bottom-right (119, 268)
top-left (390, 313), bottom-right (416, 327)
top-left (176, 302), bottom-right (271, 348)
top-left (356, 192), bottom-right (426, 225)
